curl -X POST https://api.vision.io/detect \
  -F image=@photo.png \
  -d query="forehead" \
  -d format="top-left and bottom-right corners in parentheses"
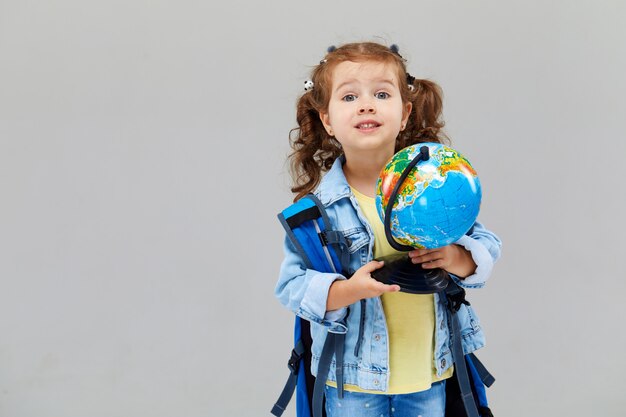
top-left (330, 60), bottom-right (399, 88)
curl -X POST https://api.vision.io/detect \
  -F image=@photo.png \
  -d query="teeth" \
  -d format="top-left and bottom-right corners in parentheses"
top-left (359, 123), bottom-right (377, 128)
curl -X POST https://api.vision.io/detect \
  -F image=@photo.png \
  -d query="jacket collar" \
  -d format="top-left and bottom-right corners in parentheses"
top-left (315, 155), bottom-right (352, 205)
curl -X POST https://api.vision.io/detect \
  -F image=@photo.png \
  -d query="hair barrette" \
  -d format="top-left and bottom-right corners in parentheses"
top-left (406, 73), bottom-right (416, 91)
top-left (320, 45), bottom-right (336, 64)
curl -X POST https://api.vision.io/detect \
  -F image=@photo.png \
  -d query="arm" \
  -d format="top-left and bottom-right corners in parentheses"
top-left (275, 235), bottom-right (401, 323)
top-left (274, 235), bottom-right (350, 333)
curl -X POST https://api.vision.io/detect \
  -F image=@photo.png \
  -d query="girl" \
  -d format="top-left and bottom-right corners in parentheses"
top-left (275, 42), bottom-right (501, 417)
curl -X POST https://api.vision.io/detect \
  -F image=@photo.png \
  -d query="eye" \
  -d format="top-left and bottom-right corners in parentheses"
top-left (375, 91), bottom-right (390, 99)
top-left (342, 94), bottom-right (357, 102)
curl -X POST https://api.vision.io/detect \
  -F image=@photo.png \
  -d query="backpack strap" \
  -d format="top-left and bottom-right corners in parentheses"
top-left (271, 339), bottom-right (305, 417)
top-left (353, 299), bottom-right (366, 357)
top-left (466, 353), bottom-right (493, 413)
top-left (278, 194), bottom-right (348, 274)
top-left (444, 281), bottom-right (480, 417)
top-left (311, 332), bottom-right (334, 417)
top-left (306, 193), bottom-right (351, 275)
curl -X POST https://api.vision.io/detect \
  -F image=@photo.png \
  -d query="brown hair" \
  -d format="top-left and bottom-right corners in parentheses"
top-left (288, 42), bottom-right (448, 201)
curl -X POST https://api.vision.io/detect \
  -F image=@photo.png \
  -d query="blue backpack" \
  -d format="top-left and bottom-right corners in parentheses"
top-left (271, 194), bottom-right (495, 417)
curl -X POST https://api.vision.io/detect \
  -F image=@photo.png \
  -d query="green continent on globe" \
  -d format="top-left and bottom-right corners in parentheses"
top-left (378, 145), bottom-right (477, 212)
top-left (435, 147), bottom-right (477, 179)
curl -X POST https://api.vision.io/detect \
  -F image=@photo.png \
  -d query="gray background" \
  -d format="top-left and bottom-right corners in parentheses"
top-left (1, 1), bottom-right (625, 416)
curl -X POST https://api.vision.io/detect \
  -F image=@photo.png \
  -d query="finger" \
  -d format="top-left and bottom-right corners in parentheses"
top-left (410, 252), bottom-right (442, 264)
top-left (422, 259), bottom-right (445, 269)
top-left (363, 260), bottom-right (385, 272)
top-left (408, 249), bottom-right (431, 258)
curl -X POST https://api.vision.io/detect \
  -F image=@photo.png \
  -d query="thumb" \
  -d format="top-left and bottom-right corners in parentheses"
top-left (380, 283), bottom-right (401, 293)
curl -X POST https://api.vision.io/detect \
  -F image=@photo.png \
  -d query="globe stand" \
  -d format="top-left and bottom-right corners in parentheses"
top-left (370, 146), bottom-right (449, 294)
top-left (370, 253), bottom-right (449, 294)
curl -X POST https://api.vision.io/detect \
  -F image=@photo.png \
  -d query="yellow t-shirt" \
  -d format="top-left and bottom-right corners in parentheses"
top-left (330, 187), bottom-right (453, 394)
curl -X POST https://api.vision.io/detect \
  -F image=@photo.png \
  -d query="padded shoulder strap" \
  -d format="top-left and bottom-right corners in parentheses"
top-left (278, 197), bottom-right (318, 270)
top-left (277, 194), bottom-right (343, 274)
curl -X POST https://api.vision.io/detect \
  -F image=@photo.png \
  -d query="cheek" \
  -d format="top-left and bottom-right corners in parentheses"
top-left (332, 108), bottom-right (352, 124)
top-left (397, 103), bottom-right (409, 123)
top-left (326, 103), bottom-right (342, 123)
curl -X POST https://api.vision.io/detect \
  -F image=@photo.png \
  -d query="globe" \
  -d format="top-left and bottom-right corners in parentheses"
top-left (375, 142), bottom-right (481, 249)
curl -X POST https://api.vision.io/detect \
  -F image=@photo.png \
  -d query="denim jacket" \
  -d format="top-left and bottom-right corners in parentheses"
top-left (275, 157), bottom-right (502, 392)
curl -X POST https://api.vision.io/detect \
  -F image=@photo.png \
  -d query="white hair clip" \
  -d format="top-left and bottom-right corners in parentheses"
top-left (304, 80), bottom-right (314, 91)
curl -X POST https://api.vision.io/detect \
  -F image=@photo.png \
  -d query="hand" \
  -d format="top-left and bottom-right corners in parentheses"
top-left (326, 261), bottom-right (400, 311)
top-left (349, 261), bottom-right (401, 300)
top-left (408, 244), bottom-right (477, 278)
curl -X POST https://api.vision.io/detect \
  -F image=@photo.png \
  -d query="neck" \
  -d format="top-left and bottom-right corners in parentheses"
top-left (343, 150), bottom-right (394, 198)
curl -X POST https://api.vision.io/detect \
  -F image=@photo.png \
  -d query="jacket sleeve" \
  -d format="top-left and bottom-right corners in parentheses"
top-left (274, 235), bottom-right (349, 334)
top-left (450, 221), bottom-right (502, 289)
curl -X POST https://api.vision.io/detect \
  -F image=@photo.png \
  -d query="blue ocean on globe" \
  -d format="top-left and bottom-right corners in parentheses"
top-left (375, 143), bottom-right (482, 249)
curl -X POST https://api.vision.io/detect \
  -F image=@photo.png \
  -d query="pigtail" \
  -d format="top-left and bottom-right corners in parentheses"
top-left (288, 92), bottom-right (342, 202)
top-left (397, 78), bottom-right (449, 151)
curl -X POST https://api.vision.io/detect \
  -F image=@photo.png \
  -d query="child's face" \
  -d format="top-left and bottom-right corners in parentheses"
top-left (319, 60), bottom-right (411, 159)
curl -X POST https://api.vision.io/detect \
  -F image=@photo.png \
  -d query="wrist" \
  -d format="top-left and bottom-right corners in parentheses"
top-left (327, 279), bottom-right (356, 311)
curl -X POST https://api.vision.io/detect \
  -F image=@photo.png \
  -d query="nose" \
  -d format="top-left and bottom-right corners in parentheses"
top-left (358, 103), bottom-right (376, 114)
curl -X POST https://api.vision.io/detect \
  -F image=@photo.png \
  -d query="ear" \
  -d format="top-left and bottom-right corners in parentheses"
top-left (319, 111), bottom-right (333, 136)
top-left (401, 101), bottom-right (412, 129)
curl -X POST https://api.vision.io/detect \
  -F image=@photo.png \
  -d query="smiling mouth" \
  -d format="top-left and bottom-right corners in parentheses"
top-left (356, 122), bottom-right (381, 129)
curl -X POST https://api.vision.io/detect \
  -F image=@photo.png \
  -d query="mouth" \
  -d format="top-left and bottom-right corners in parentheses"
top-left (355, 121), bottom-right (381, 130)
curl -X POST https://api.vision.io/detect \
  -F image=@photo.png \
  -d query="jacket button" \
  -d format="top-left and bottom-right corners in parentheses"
top-left (441, 359), bottom-right (446, 368)
top-left (373, 379), bottom-right (379, 385)
top-left (374, 334), bottom-right (381, 341)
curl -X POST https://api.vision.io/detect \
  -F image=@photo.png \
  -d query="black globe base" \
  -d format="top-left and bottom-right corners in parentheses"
top-left (370, 253), bottom-right (449, 294)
